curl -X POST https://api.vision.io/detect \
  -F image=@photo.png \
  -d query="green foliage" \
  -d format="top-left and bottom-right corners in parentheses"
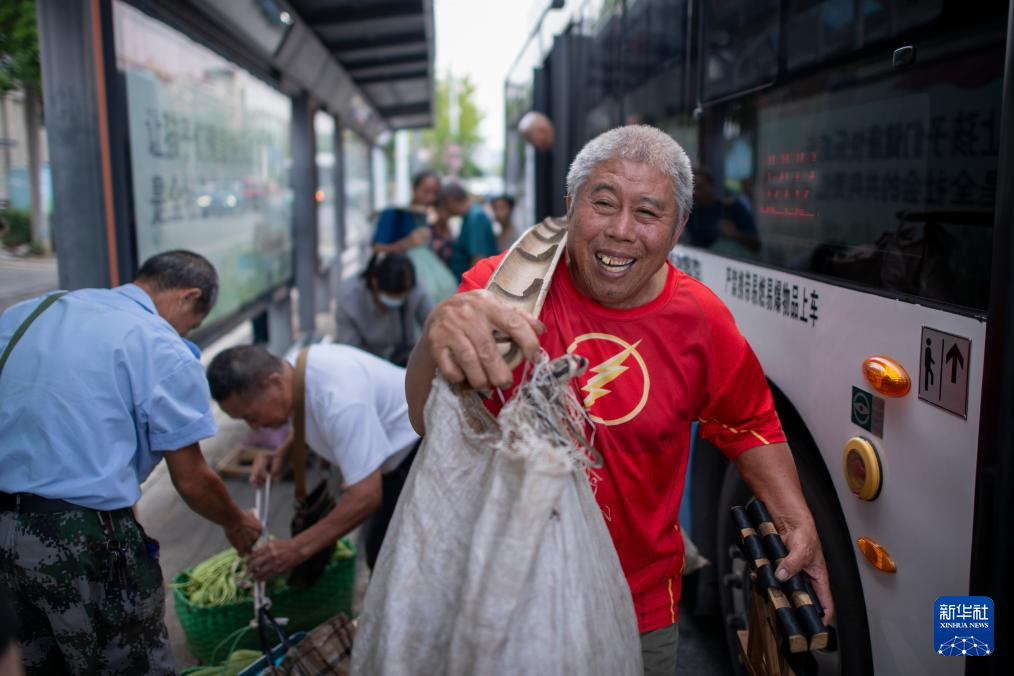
top-left (1, 208), bottom-right (31, 247)
top-left (0, 0), bottom-right (41, 92)
top-left (420, 74), bottom-right (485, 178)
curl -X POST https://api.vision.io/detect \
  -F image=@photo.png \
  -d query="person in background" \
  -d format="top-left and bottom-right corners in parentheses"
top-left (336, 252), bottom-right (433, 367)
top-left (208, 344), bottom-right (420, 572)
top-left (0, 250), bottom-right (261, 675)
top-left (684, 167), bottom-right (760, 254)
top-left (429, 190), bottom-right (458, 269)
top-left (442, 182), bottom-right (499, 280)
top-left (518, 111), bottom-right (555, 152)
top-left (373, 170), bottom-right (441, 254)
top-left (491, 194), bottom-right (518, 250)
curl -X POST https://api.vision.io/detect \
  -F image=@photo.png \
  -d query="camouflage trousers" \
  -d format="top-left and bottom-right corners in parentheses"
top-left (0, 507), bottom-right (175, 675)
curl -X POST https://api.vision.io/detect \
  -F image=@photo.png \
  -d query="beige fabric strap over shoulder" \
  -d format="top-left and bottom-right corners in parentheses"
top-left (484, 217), bottom-right (567, 369)
top-left (292, 346), bottom-right (310, 502)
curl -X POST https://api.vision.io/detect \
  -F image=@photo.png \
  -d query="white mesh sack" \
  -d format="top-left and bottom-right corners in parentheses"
top-left (352, 355), bottom-right (642, 676)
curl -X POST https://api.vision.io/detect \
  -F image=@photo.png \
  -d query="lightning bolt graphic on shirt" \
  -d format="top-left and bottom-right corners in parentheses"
top-left (581, 339), bottom-right (642, 408)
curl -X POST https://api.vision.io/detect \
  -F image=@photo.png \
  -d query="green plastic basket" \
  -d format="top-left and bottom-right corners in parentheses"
top-left (173, 540), bottom-right (356, 664)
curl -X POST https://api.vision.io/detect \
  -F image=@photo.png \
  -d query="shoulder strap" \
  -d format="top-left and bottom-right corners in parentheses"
top-left (484, 217), bottom-right (567, 369)
top-left (292, 346), bottom-right (310, 502)
top-left (0, 291), bottom-right (67, 379)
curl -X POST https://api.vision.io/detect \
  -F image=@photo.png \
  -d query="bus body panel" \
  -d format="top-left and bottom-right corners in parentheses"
top-left (676, 245), bottom-right (984, 675)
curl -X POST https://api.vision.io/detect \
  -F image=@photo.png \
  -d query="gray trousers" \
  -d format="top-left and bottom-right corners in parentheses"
top-left (641, 623), bottom-right (680, 676)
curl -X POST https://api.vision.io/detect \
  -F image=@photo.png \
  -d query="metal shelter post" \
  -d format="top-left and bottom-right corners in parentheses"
top-left (37, 0), bottom-right (130, 290)
top-left (291, 93), bottom-right (318, 336)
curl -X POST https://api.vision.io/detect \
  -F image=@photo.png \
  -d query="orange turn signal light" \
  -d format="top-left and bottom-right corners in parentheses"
top-left (862, 356), bottom-right (911, 397)
top-left (857, 536), bottom-right (897, 573)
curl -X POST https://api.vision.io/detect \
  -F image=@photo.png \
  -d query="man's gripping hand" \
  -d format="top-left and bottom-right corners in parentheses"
top-left (424, 289), bottom-right (545, 392)
top-left (774, 515), bottom-right (835, 625)
top-left (225, 510), bottom-right (262, 556)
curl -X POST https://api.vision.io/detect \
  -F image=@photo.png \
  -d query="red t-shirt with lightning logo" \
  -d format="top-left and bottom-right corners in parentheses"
top-left (460, 253), bottom-right (785, 633)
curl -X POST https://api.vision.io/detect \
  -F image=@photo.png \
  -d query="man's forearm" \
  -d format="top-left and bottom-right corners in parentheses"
top-left (405, 337), bottom-right (437, 435)
top-left (293, 486), bottom-right (380, 560)
top-left (732, 442), bottom-right (813, 529)
top-left (174, 462), bottom-right (246, 526)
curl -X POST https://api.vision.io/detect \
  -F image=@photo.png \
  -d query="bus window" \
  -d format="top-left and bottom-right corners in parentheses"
top-left (659, 118), bottom-right (700, 167)
top-left (694, 44), bottom-right (1003, 311)
top-left (785, 0), bottom-right (945, 72)
top-left (623, 0), bottom-right (690, 125)
top-left (700, 0), bottom-right (779, 102)
top-left (785, 0), bottom-right (858, 71)
top-left (623, 0), bottom-right (688, 92)
top-left (579, 1), bottom-right (623, 137)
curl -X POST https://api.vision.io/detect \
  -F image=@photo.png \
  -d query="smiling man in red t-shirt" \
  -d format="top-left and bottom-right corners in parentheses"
top-left (405, 125), bottom-right (832, 675)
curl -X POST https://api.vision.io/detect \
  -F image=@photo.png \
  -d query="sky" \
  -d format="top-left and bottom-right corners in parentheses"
top-left (433, 0), bottom-right (541, 162)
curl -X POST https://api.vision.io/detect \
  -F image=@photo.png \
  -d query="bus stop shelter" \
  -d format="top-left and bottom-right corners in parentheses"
top-left (36, 0), bottom-right (435, 350)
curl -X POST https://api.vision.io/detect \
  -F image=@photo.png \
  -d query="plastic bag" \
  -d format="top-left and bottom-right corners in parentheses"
top-left (352, 356), bottom-right (642, 675)
top-left (405, 244), bottom-right (459, 306)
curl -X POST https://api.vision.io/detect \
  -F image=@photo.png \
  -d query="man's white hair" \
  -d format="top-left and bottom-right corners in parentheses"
top-left (566, 125), bottom-right (694, 223)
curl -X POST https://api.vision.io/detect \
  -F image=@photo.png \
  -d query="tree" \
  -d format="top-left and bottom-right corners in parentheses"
top-left (0, 0), bottom-right (47, 252)
top-left (419, 73), bottom-right (485, 178)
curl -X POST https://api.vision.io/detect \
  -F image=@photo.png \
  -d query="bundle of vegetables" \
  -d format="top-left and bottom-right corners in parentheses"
top-left (173, 548), bottom-right (268, 607)
top-left (173, 539), bottom-right (355, 607)
top-left (173, 538), bottom-right (358, 664)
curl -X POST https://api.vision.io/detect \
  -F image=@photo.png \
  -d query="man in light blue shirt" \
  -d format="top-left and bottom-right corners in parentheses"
top-left (0, 250), bottom-right (261, 675)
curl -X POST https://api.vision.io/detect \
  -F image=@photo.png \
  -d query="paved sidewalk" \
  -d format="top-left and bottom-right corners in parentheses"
top-left (0, 254), bottom-right (58, 313)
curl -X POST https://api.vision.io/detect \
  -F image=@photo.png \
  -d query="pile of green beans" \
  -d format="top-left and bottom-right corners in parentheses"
top-left (175, 540), bottom-right (355, 607)
top-left (174, 548), bottom-right (251, 606)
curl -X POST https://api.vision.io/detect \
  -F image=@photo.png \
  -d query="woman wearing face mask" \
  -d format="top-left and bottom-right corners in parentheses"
top-left (335, 253), bottom-right (433, 367)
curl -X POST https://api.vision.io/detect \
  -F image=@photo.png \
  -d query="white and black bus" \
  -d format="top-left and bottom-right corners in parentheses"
top-left (505, 2), bottom-right (1012, 674)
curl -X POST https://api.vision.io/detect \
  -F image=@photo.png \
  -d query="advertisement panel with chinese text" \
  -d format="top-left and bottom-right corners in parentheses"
top-left (114, 1), bottom-right (293, 326)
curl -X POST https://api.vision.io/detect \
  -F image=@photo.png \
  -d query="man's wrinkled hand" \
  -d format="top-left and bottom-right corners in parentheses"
top-left (225, 510), bottom-right (262, 556)
top-left (424, 289), bottom-right (545, 392)
top-left (246, 538), bottom-right (305, 581)
top-left (774, 519), bottom-right (835, 625)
